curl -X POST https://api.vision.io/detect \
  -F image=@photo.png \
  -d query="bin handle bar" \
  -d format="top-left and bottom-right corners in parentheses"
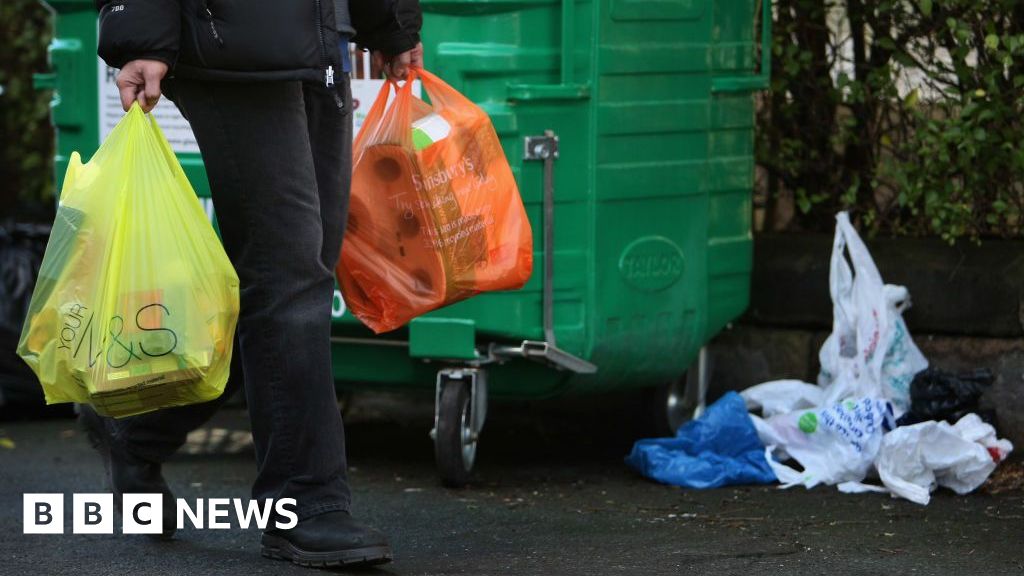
top-left (711, 0), bottom-right (772, 93)
top-left (560, 0), bottom-right (572, 86)
top-left (507, 0), bottom-right (591, 101)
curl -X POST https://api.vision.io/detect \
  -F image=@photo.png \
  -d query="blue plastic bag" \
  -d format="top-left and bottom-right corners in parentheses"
top-left (625, 391), bottom-right (777, 489)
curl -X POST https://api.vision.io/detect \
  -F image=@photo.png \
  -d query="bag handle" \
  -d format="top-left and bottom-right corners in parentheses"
top-left (829, 213), bottom-right (856, 331)
top-left (400, 67), bottom-right (480, 114)
top-left (353, 77), bottom-right (403, 153)
top-left (355, 67), bottom-right (479, 154)
top-left (835, 212), bottom-right (884, 288)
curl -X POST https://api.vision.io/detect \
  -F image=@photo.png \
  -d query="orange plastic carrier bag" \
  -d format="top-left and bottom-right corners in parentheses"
top-left (338, 68), bottom-right (533, 333)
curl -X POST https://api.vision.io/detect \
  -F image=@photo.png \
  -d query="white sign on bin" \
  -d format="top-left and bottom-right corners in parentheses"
top-left (98, 46), bottom-right (421, 154)
top-left (98, 61), bottom-right (200, 153)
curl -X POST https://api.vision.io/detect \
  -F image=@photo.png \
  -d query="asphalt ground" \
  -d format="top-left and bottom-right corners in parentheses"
top-left (0, 392), bottom-right (1022, 576)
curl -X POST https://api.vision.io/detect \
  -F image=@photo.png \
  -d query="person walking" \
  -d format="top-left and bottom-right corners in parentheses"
top-left (80, 0), bottom-right (423, 568)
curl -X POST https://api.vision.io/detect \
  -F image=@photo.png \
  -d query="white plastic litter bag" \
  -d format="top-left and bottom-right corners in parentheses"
top-left (742, 380), bottom-right (823, 419)
top-left (872, 414), bottom-right (1013, 505)
top-left (756, 397), bottom-right (894, 488)
top-left (817, 212), bottom-right (928, 416)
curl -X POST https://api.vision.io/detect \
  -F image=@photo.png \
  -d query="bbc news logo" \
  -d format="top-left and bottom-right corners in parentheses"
top-left (23, 494), bottom-right (297, 534)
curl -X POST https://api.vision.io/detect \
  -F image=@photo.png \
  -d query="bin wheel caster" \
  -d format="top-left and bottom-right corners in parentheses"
top-left (431, 368), bottom-right (487, 488)
top-left (649, 347), bottom-right (710, 436)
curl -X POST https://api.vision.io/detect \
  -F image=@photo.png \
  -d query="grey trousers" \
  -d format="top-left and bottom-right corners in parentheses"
top-left (106, 77), bottom-right (354, 520)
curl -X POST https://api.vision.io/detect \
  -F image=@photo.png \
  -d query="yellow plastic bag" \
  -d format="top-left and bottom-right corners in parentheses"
top-left (16, 104), bottom-right (240, 418)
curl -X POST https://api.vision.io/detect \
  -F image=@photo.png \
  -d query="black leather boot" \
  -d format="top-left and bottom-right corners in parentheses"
top-left (261, 511), bottom-right (392, 568)
top-left (79, 405), bottom-right (177, 539)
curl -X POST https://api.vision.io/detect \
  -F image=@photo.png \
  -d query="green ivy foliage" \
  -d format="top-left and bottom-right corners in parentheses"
top-left (758, 0), bottom-right (1024, 241)
top-left (0, 0), bottom-right (54, 221)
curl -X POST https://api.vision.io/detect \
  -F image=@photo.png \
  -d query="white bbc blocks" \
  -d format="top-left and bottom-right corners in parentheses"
top-left (25, 493), bottom-right (122, 534)
top-left (23, 494), bottom-right (64, 534)
top-left (121, 493), bottom-right (163, 535)
top-left (72, 493), bottom-right (115, 534)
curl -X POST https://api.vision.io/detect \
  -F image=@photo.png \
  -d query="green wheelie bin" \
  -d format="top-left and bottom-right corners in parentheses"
top-left (35, 0), bottom-right (770, 485)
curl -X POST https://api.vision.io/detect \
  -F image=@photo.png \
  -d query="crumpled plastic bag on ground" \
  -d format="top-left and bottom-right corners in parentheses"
top-left (896, 368), bottom-right (995, 426)
top-left (742, 380), bottom-right (823, 419)
top-left (754, 397), bottom-right (894, 489)
top-left (737, 213), bottom-right (941, 496)
top-left (817, 213), bottom-right (928, 417)
top-left (868, 414), bottom-right (1013, 505)
top-left (626, 392), bottom-right (777, 489)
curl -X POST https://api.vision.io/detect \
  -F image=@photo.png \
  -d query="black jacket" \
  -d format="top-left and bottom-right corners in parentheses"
top-left (97, 0), bottom-right (422, 84)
